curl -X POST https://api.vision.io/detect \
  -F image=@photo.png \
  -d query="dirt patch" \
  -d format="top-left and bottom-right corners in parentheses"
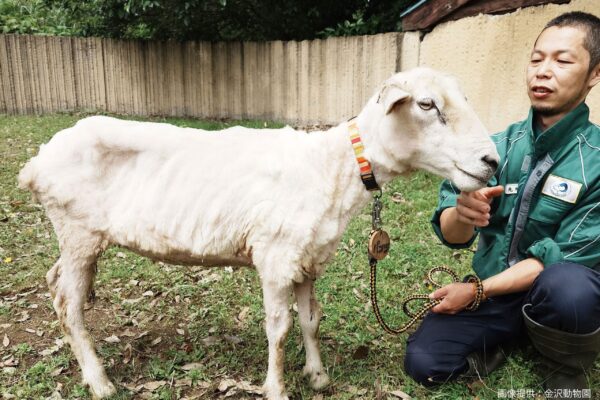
top-left (1, 282), bottom-right (266, 399)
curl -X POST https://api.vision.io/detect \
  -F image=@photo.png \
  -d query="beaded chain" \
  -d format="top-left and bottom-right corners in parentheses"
top-left (370, 263), bottom-right (486, 335)
top-left (367, 197), bottom-right (486, 335)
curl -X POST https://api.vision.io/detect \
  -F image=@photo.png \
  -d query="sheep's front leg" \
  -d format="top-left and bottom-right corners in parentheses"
top-left (294, 278), bottom-right (330, 390)
top-left (50, 255), bottom-right (116, 399)
top-left (261, 281), bottom-right (293, 400)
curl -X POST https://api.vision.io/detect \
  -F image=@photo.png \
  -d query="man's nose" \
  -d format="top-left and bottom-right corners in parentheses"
top-left (535, 60), bottom-right (552, 78)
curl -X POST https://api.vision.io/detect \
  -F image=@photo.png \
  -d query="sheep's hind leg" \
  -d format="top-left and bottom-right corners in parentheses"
top-left (50, 242), bottom-right (115, 398)
top-left (294, 278), bottom-right (330, 390)
top-left (261, 280), bottom-right (293, 400)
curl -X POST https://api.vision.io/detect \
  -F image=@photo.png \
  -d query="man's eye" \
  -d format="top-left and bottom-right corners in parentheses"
top-left (531, 59), bottom-right (542, 63)
top-left (557, 59), bottom-right (573, 64)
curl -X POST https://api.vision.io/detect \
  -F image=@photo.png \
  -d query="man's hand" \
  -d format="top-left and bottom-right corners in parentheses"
top-left (440, 185), bottom-right (504, 244)
top-left (429, 282), bottom-right (476, 314)
top-left (455, 186), bottom-right (504, 227)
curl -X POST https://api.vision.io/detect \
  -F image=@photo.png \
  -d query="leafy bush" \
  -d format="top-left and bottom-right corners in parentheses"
top-left (0, 0), bottom-right (418, 40)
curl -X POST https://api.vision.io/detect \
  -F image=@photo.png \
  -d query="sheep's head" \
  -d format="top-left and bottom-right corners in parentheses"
top-left (365, 67), bottom-right (499, 192)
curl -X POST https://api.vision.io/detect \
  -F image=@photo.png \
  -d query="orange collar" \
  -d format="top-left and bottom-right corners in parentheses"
top-left (349, 122), bottom-right (380, 192)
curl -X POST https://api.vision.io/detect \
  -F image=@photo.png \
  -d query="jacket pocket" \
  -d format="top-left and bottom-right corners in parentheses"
top-left (518, 196), bottom-right (573, 254)
top-left (527, 195), bottom-right (573, 224)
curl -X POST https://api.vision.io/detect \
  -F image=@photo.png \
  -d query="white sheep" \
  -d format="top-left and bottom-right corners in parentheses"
top-left (18, 67), bottom-right (499, 399)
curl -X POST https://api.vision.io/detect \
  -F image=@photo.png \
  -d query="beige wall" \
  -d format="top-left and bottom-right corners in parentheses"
top-left (419, 0), bottom-right (600, 132)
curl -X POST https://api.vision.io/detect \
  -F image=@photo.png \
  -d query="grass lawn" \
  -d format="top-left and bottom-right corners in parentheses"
top-left (0, 113), bottom-right (597, 399)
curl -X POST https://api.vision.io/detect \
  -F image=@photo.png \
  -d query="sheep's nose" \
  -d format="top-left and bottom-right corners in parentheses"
top-left (481, 155), bottom-right (499, 171)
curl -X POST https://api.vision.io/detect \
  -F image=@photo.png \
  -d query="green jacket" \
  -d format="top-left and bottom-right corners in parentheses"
top-left (431, 102), bottom-right (600, 280)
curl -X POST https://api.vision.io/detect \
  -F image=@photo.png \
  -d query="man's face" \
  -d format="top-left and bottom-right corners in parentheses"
top-left (526, 26), bottom-right (592, 117)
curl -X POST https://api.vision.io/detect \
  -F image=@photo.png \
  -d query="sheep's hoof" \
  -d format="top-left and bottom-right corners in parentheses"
top-left (262, 383), bottom-right (289, 400)
top-left (303, 366), bottom-right (330, 390)
top-left (87, 380), bottom-right (116, 399)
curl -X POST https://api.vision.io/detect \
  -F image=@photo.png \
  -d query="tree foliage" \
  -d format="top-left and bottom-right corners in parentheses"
top-left (0, 0), bottom-right (418, 41)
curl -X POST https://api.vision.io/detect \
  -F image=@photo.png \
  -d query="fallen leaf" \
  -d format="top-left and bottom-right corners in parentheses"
top-left (236, 380), bottom-right (263, 395)
top-left (50, 367), bottom-right (64, 377)
top-left (116, 252), bottom-right (126, 259)
top-left (218, 379), bottom-right (236, 392)
top-left (176, 328), bottom-right (185, 335)
top-left (237, 306), bottom-right (250, 323)
top-left (121, 382), bottom-right (141, 392)
top-left (129, 279), bottom-right (139, 286)
top-left (17, 288), bottom-right (37, 297)
top-left (142, 291), bottom-right (154, 297)
top-left (2, 357), bottom-right (18, 367)
top-left (123, 297), bottom-right (144, 305)
top-left (136, 331), bottom-right (149, 340)
top-left (2, 334), bottom-right (9, 347)
top-left (25, 328), bottom-right (36, 334)
top-left (174, 378), bottom-right (192, 387)
top-left (104, 335), bottom-right (121, 344)
top-left (389, 389), bottom-right (412, 399)
top-left (123, 343), bottom-right (132, 364)
top-left (121, 329), bottom-right (136, 337)
top-left (201, 336), bottom-right (220, 346)
top-left (2, 366), bottom-right (17, 375)
top-left (467, 380), bottom-right (485, 392)
top-left (391, 192), bottom-right (404, 203)
top-left (50, 382), bottom-right (64, 399)
top-left (224, 335), bottom-right (243, 345)
top-left (150, 337), bottom-right (162, 346)
top-left (143, 380), bottom-right (166, 391)
top-left (3, 257), bottom-right (12, 263)
top-left (39, 345), bottom-right (60, 356)
top-left (181, 362), bottom-right (203, 371)
top-left (345, 385), bottom-right (368, 395)
top-left (16, 311), bottom-right (30, 322)
top-left (0, 323), bottom-right (11, 329)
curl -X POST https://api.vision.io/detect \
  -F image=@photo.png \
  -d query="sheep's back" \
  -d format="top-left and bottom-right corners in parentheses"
top-left (19, 116), bottom-right (333, 264)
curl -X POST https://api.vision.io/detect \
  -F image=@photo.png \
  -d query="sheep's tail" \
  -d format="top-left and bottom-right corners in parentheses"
top-left (18, 157), bottom-right (41, 202)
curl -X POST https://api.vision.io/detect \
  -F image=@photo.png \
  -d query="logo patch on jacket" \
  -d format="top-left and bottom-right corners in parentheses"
top-left (541, 175), bottom-right (582, 204)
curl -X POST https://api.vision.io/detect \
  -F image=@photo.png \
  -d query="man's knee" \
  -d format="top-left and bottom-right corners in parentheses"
top-left (404, 342), bottom-right (466, 386)
top-left (528, 262), bottom-right (600, 333)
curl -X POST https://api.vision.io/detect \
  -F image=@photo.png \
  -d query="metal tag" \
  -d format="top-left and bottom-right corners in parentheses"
top-left (368, 229), bottom-right (390, 260)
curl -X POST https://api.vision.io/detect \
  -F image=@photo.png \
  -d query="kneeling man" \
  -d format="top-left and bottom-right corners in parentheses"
top-left (404, 11), bottom-right (600, 395)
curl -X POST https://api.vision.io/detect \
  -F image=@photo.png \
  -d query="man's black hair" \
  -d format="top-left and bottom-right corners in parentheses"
top-left (544, 11), bottom-right (600, 70)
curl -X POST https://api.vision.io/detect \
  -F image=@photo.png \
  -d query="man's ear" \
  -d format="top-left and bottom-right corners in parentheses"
top-left (589, 63), bottom-right (600, 88)
top-left (378, 84), bottom-right (411, 115)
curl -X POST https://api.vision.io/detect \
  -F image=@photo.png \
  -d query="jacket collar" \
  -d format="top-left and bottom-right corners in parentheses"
top-left (528, 102), bottom-right (590, 159)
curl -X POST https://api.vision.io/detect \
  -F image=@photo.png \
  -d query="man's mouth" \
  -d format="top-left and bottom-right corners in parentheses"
top-left (531, 86), bottom-right (553, 99)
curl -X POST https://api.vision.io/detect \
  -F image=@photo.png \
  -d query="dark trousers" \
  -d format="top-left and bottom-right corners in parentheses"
top-left (404, 262), bottom-right (600, 386)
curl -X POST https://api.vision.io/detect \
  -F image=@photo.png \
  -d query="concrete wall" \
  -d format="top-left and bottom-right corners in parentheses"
top-left (418, 0), bottom-right (600, 132)
top-left (0, 33), bottom-right (401, 125)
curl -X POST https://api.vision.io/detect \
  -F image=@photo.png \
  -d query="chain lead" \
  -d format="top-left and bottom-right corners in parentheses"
top-left (371, 190), bottom-right (383, 231)
top-left (367, 191), bottom-right (483, 335)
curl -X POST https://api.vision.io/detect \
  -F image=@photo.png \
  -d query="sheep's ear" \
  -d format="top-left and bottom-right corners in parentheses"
top-left (379, 85), bottom-right (411, 115)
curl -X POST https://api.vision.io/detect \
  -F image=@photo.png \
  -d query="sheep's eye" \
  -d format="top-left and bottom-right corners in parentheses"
top-left (418, 98), bottom-right (435, 111)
